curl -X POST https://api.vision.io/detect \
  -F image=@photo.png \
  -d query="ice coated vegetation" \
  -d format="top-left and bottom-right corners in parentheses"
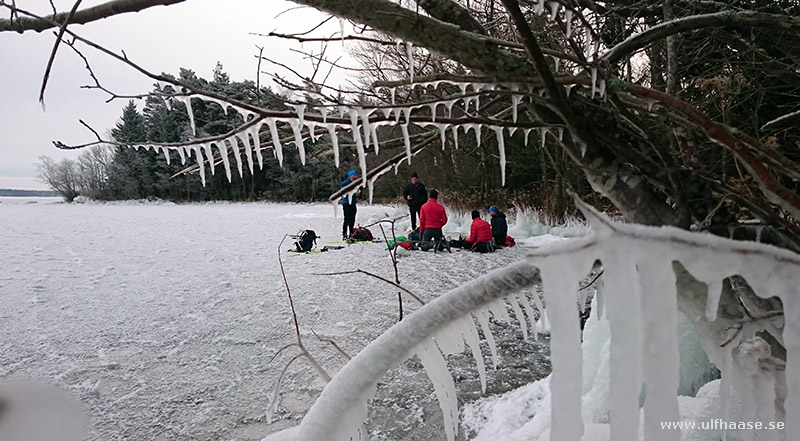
top-left (262, 200), bottom-right (798, 441)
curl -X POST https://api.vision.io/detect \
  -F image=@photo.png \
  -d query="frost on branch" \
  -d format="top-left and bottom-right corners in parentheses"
top-left (264, 200), bottom-right (799, 441)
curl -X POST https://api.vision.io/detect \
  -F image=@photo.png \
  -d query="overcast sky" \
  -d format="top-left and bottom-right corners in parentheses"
top-left (1, 0), bottom-right (351, 190)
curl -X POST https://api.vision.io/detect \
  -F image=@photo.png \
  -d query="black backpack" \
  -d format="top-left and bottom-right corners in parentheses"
top-left (294, 230), bottom-right (318, 252)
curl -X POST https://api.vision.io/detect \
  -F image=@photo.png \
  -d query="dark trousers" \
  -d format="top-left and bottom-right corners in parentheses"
top-left (421, 228), bottom-right (445, 251)
top-left (409, 204), bottom-right (422, 230)
top-left (342, 204), bottom-right (357, 238)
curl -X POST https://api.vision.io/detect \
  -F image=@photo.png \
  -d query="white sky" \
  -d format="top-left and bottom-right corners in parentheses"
top-left (1, 0), bottom-right (352, 190)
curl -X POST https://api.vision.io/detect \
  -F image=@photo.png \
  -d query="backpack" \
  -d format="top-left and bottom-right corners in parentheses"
top-left (294, 230), bottom-right (318, 252)
top-left (504, 235), bottom-right (516, 247)
top-left (352, 227), bottom-right (373, 242)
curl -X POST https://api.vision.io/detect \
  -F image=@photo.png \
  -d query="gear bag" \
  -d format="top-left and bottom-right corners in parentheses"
top-left (293, 230), bottom-right (318, 252)
top-left (352, 227), bottom-right (373, 242)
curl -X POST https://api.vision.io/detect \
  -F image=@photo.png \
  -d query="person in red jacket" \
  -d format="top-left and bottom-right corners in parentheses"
top-left (418, 189), bottom-right (449, 252)
top-left (465, 210), bottom-right (494, 253)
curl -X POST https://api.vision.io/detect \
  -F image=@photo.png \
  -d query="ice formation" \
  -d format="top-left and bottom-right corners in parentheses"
top-left (263, 198), bottom-right (798, 441)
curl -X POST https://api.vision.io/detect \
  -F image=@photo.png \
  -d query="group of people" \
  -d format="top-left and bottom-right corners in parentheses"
top-left (339, 170), bottom-right (508, 253)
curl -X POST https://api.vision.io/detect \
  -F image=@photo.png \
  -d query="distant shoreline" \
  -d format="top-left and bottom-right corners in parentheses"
top-left (0, 188), bottom-right (59, 197)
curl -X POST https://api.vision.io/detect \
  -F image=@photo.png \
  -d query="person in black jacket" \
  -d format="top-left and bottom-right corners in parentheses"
top-left (489, 206), bottom-right (508, 245)
top-left (402, 172), bottom-right (428, 230)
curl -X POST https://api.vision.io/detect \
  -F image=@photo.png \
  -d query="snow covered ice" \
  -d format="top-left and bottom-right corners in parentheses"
top-left (0, 198), bottom-right (564, 440)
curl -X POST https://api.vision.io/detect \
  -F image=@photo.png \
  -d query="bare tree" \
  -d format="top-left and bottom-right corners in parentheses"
top-left (36, 155), bottom-right (80, 201)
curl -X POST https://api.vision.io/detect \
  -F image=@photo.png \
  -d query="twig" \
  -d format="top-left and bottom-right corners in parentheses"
top-left (311, 329), bottom-right (352, 360)
top-left (313, 269), bottom-right (425, 305)
top-left (39, 0), bottom-right (82, 105)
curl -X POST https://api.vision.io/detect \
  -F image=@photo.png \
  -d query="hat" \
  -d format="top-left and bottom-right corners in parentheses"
top-left (411, 172), bottom-right (418, 178)
top-left (348, 170), bottom-right (358, 177)
top-left (489, 206), bottom-right (498, 213)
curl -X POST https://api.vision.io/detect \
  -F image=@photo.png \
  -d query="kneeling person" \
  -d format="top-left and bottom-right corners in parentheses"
top-left (465, 210), bottom-right (494, 253)
top-left (419, 189), bottom-right (449, 252)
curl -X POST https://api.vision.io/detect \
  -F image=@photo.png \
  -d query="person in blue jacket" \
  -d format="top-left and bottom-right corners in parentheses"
top-left (340, 170), bottom-right (362, 239)
top-left (489, 205), bottom-right (508, 245)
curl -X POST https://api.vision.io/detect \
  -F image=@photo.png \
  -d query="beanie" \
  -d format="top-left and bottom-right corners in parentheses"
top-left (348, 170), bottom-right (358, 178)
top-left (489, 206), bottom-right (498, 213)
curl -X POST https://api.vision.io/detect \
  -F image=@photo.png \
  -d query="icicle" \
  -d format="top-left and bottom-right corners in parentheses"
top-left (444, 100), bottom-right (457, 118)
top-left (437, 123), bottom-right (448, 150)
top-left (177, 145), bottom-right (187, 165)
top-left (535, 0), bottom-right (545, 15)
top-left (217, 141), bottom-right (232, 182)
top-left (524, 128), bottom-right (532, 147)
top-left (553, 56), bottom-right (560, 73)
top-left (508, 127), bottom-right (517, 137)
top-left (236, 132), bottom-right (254, 175)
top-left (179, 95), bottom-right (197, 136)
top-left (415, 339), bottom-right (458, 441)
top-left (402, 107), bottom-right (412, 125)
top-left (288, 119), bottom-right (306, 165)
top-left (531, 290), bottom-right (546, 336)
top-left (598, 79), bottom-right (606, 99)
top-left (194, 146), bottom-right (207, 186)
top-left (339, 17), bottom-right (345, 42)
top-left (578, 139), bottom-right (588, 157)
top-left (327, 124), bottom-right (340, 168)
top-left (406, 42), bottom-right (415, 82)
top-left (294, 104), bottom-right (306, 135)
top-left (229, 136), bottom-right (244, 178)
top-left (452, 126), bottom-right (459, 150)
top-left (506, 295), bottom-right (529, 340)
top-left (251, 125), bottom-right (264, 169)
top-left (162, 147), bottom-right (171, 165)
top-left (565, 10), bottom-right (574, 39)
top-left (511, 95), bottom-right (522, 123)
top-left (429, 103), bottom-right (438, 122)
top-left (358, 108), bottom-right (376, 154)
top-left (517, 293), bottom-right (539, 339)
top-left (348, 110), bottom-right (368, 184)
top-left (720, 344), bottom-right (734, 441)
top-left (472, 124), bottom-right (482, 148)
top-left (549, 2), bottom-right (560, 20)
top-left (487, 299), bottom-right (511, 324)
top-left (319, 105), bottom-right (328, 125)
top-left (600, 247), bottom-right (642, 441)
top-left (646, 98), bottom-right (657, 112)
top-left (556, 127), bottom-right (564, 141)
top-left (458, 315), bottom-right (487, 393)
top-left (541, 127), bottom-right (549, 148)
top-left (638, 249), bottom-right (680, 441)
top-left (537, 252), bottom-right (592, 441)
top-left (380, 108), bottom-right (392, 119)
top-left (565, 84), bottom-right (576, 97)
top-left (705, 280), bottom-right (723, 321)
top-left (390, 87), bottom-right (396, 105)
top-left (201, 143), bottom-right (214, 175)
top-left (475, 309), bottom-right (500, 369)
top-left (494, 127), bottom-right (506, 186)
top-left (591, 66), bottom-right (598, 99)
top-left (401, 124), bottom-right (412, 165)
top-left (266, 118), bottom-right (284, 167)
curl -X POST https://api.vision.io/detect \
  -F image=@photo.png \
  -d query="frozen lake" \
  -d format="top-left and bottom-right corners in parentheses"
top-left (0, 199), bottom-right (551, 440)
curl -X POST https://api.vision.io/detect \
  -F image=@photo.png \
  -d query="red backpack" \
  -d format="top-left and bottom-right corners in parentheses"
top-left (352, 227), bottom-right (374, 241)
top-left (504, 235), bottom-right (516, 247)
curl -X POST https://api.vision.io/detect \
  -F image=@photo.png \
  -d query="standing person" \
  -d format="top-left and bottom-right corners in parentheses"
top-left (402, 172), bottom-right (427, 230)
top-left (419, 189), bottom-right (449, 252)
top-left (340, 170), bottom-right (362, 240)
top-left (489, 206), bottom-right (508, 246)
top-left (465, 210), bottom-right (494, 253)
